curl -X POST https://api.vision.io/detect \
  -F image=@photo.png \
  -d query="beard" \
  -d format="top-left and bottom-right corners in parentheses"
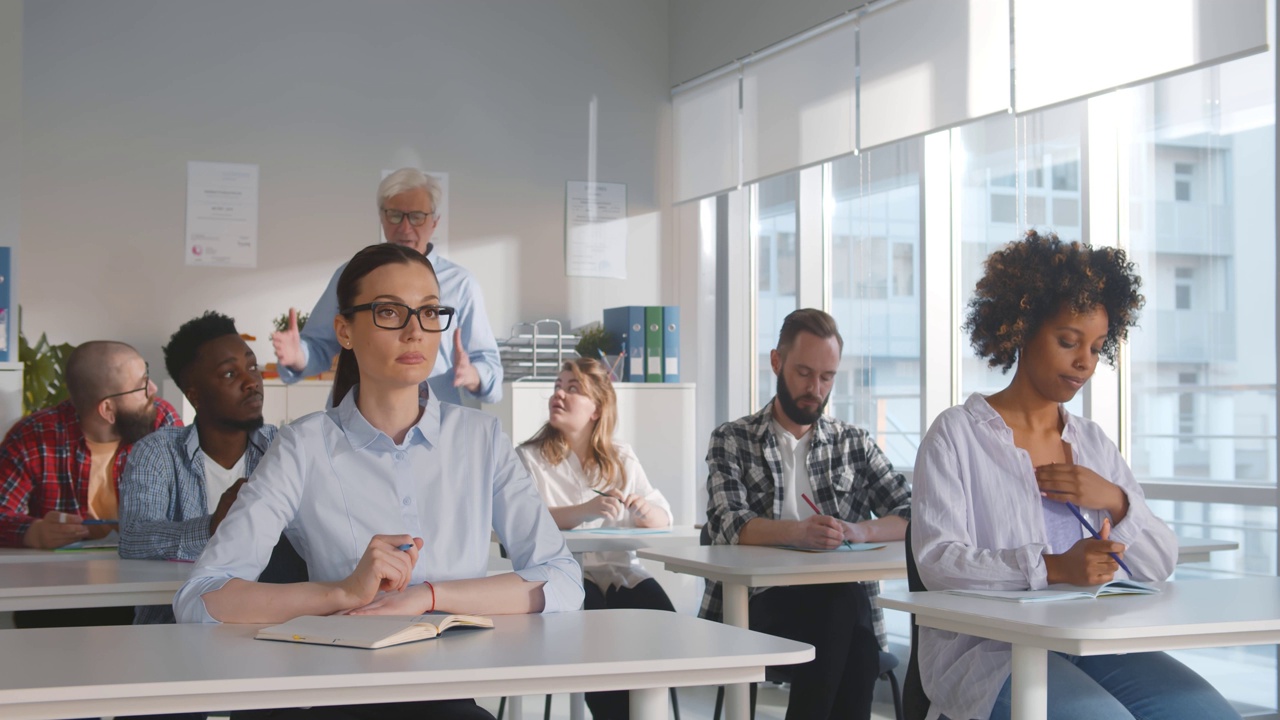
top-left (221, 415), bottom-right (265, 432)
top-left (114, 402), bottom-right (158, 445)
top-left (775, 372), bottom-right (829, 426)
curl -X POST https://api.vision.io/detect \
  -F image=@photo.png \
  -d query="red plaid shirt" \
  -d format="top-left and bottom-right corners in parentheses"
top-left (0, 398), bottom-right (182, 547)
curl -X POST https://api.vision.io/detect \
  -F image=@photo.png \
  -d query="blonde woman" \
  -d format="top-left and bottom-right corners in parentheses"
top-left (517, 358), bottom-right (674, 720)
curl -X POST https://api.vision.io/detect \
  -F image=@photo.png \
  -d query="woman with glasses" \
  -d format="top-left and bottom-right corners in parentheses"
top-left (174, 243), bottom-right (582, 720)
top-left (911, 231), bottom-right (1238, 720)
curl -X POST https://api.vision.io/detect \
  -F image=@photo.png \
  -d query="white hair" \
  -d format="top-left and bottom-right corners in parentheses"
top-left (377, 168), bottom-right (442, 214)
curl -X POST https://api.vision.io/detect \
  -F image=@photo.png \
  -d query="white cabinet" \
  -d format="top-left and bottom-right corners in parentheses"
top-left (484, 381), bottom-right (698, 526)
top-left (163, 379), bottom-right (332, 428)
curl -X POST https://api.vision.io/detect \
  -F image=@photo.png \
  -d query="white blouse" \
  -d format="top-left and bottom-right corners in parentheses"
top-left (912, 394), bottom-right (1177, 720)
top-left (516, 442), bottom-right (672, 591)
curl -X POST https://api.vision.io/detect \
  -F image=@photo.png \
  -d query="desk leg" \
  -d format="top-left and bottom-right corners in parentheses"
top-left (630, 686), bottom-right (667, 720)
top-left (722, 583), bottom-right (751, 720)
top-left (1010, 644), bottom-right (1048, 720)
top-left (570, 552), bottom-right (587, 720)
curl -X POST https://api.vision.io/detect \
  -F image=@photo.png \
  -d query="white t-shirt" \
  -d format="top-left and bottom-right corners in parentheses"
top-left (516, 441), bottom-right (672, 590)
top-left (202, 453), bottom-right (247, 514)
top-left (771, 418), bottom-right (817, 521)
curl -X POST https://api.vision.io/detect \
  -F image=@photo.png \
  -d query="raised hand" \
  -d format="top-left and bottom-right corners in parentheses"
top-left (271, 308), bottom-right (306, 372)
top-left (451, 328), bottom-right (481, 393)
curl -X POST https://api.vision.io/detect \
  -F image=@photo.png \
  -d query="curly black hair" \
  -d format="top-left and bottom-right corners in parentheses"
top-left (963, 230), bottom-right (1145, 372)
top-left (163, 311), bottom-right (240, 388)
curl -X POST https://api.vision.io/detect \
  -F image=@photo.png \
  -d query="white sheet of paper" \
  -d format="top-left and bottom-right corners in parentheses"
top-left (565, 181), bottom-right (626, 279)
top-left (185, 161), bottom-right (259, 268)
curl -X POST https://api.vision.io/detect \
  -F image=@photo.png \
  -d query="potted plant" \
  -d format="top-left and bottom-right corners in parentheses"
top-left (574, 324), bottom-right (623, 379)
top-left (18, 309), bottom-right (76, 414)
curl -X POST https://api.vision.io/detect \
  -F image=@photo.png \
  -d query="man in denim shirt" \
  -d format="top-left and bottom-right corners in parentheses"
top-left (120, 312), bottom-right (304, 630)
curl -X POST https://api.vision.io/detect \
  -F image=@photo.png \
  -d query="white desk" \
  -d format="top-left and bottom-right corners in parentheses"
top-left (880, 577), bottom-right (1280, 720)
top-left (0, 609), bottom-right (812, 720)
top-left (1175, 536), bottom-right (1240, 564)
top-left (0, 557), bottom-right (191, 611)
top-left (639, 542), bottom-right (907, 720)
top-left (0, 548), bottom-right (123, 564)
top-left (561, 526), bottom-right (702, 556)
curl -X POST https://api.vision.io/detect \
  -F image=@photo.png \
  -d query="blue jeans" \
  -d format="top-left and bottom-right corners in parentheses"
top-left (986, 651), bottom-right (1239, 720)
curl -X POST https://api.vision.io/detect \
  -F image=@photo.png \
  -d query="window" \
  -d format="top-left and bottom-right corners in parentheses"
top-left (829, 140), bottom-right (923, 470)
top-left (1123, 46), bottom-right (1276, 711)
top-left (753, 172), bottom-right (799, 410)
top-left (957, 103), bottom-right (1086, 408)
top-left (1175, 267), bottom-right (1194, 310)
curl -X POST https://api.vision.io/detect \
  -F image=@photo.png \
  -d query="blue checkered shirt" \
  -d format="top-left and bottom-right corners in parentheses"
top-left (701, 401), bottom-right (912, 646)
top-left (118, 423), bottom-right (276, 625)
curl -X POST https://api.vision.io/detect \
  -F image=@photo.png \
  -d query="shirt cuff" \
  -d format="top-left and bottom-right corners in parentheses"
top-left (276, 344), bottom-right (311, 384)
top-left (173, 575), bottom-right (233, 624)
top-left (515, 558), bottom-right (584, 613)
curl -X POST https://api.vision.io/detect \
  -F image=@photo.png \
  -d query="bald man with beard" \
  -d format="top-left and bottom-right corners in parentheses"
top-left (0, 340), bottom-right (181, 549)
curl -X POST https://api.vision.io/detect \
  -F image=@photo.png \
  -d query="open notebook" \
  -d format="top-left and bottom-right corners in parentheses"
top-left (944, 579), bottom-right (1159, 603)
top-left (256, 613), bottom-right (493, 649)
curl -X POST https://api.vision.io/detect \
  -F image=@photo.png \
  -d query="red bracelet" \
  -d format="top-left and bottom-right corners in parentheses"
top-left (424, 580), bottom-right (435, 613)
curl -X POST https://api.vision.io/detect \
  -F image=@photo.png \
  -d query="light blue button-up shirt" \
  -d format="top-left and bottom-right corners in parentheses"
top-left (279, 246), bottom-right (504, 406)
top-left (173, 388), bottom-right (581, 624)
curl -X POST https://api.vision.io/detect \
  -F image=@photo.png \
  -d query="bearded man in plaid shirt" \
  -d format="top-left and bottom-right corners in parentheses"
top-left (702, 308), bottom-right (911, 720)
top-left (0, 340), bottom-right (180, 550)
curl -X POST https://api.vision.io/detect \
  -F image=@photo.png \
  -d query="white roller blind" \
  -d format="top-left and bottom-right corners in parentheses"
top-left (1014, 0), bottom-right (1268, 112)
top-left (741, 20), bottom-right (856, 185)
top-left (859, 0), bottom-right (1011, 150)
top-left (673, 71), bottom-right (741, 204)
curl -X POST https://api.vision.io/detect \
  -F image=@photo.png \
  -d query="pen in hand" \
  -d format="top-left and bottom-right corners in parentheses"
top-left (801, 493), bottom-right (853, 549)
top-left (1064, 502), bottom-right (1132, 576)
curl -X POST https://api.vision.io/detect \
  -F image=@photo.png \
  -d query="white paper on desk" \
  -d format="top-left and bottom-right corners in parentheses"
top-left (186, 161), bottom-right (259, 268)
top-left (565, 181), bottom-right (626, 279)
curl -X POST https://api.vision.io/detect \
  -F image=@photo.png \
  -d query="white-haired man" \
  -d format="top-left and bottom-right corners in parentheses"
top-left (272, 168), bottom-right (503, 405)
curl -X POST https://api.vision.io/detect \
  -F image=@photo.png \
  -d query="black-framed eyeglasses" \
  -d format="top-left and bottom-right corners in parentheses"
top-left (100, 363), bottom-right (152, 402)
top-left (381, 208), bottom-right (435, 227)
top-left (341, 302), bottom-right (456, 332)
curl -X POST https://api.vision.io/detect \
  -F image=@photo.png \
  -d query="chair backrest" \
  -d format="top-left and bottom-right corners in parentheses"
top-left (699, 523), bottom-right (712, 546)
top-left (903, 521), bottom-right (931, 720)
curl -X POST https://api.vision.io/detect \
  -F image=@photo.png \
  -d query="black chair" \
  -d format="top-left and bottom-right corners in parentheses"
top-left (703, 524), bottom-right (904, 720)
top-left (903, 521), bottom-right (931, 720)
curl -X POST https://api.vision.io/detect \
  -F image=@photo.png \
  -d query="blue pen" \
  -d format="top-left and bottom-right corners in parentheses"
top-left (397, 543), bottom-right (414, 552)
top-left (81, 519), bottom-right (118, 526)
top-left (1064, 502), bottom-right (1132, 576)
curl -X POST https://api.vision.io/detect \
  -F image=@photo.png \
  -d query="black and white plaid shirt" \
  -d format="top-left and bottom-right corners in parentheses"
top-left (700, 400), bottom-right (912, 645)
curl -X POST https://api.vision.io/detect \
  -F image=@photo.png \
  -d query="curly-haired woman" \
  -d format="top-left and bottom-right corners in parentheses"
top-left (911, 231), bottom-right (1239, 720)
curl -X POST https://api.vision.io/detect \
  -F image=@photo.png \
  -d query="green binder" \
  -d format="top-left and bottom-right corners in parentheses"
top-left (644, 306), bottom-right (664, 383)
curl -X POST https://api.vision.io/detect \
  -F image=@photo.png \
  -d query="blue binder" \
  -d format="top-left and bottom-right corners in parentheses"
top-left (602, 306), bottom-right (647, 382)
top-left (0, 247), bottom-right (10, 362)
top-left (662, 305), bottom-right (679, 382)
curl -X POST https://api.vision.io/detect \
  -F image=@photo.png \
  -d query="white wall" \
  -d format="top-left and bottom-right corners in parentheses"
top-left (0, 0), bottom-right (19, 360)
top-left (20, 0), bottom-right (672, 380)
top-left (668, 0), bottom-right (855, 86)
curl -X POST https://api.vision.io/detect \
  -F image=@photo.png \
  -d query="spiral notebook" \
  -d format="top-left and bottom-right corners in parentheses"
top-left (943, 579), bottom-right (1159, 603)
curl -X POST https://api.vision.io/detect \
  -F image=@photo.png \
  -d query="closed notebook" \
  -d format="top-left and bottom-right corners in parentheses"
top-left (256, 613), bottom-right (493, 649)
top-left (943, 579), bottom-right (1159, 603)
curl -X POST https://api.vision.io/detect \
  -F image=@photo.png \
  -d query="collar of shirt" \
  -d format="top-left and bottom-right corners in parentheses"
top-left (333, 385), bottom-right (440, 452)
top-left (180, 423), bottom-right (274, 464)
top-left (963, 392), bottom-right (1081, 448)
